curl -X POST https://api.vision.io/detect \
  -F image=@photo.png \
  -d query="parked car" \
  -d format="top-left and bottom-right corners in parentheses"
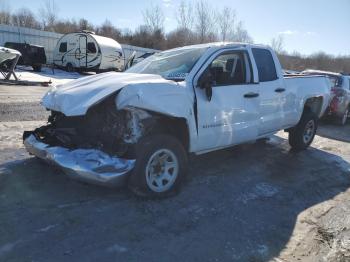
top-left (23, 43), bottom-right (331, 198)
top-left (302, 70), bottom-right (350, 125)
top-left (4, 42), bottom-right (46, 72)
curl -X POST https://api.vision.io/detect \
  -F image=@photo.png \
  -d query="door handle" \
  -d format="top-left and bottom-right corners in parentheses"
top-left (275, 88), bottom-right (286, 93)
top-left (244, 92), bottom-right (259, 98)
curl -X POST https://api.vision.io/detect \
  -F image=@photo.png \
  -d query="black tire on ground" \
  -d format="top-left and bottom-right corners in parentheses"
top-left (66, 63), bottom-right (74, 72)
top-left (32, 64), bottom-right (42, 72)
top-left (336, 107), bottom-right (349, 126)
top-left (288, 109), bottom-right (318, 151)
top-left (128, 134), bottom-right (188, 199)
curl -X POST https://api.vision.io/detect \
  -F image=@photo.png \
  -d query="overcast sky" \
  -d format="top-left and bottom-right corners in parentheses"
top-left (9, 0), bottom-right (350, 56)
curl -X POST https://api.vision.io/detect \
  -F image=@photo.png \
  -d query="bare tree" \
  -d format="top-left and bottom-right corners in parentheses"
top-left (0, 0), bottom-right (11, 24)
top-left (216, 6), bottom-right (236, 42)
top-left (96, 20), bottom-right (122, 40)
top-left (195, 0), bottom-right (214, 43)
top-left (39, 0), bottom-right (59, 31)
top-left (271, 35), bottom-right (285, 54)
top-left (78, 18), bottom-right (94, 31)
top-left (53, 19), bottom-right (78, 34)
top-left (176, 1), bottom-right (193, 30)
top-left (12, 8), bottom-right (40, 29)
top-left (172, 1), bottom-right (196, 46)
top-left (142, 4), bottom-right (164, 33)
top-left (232, 21), bottom-right (253, 43)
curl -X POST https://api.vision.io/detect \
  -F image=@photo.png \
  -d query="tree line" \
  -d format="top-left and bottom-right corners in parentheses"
top-left (0, 0), bottom-right (349, 73)
top-left (0, 0), bottom-right (252, 49)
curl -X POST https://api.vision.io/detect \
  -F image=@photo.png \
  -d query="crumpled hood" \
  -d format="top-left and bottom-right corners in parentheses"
top-left (42, 72), bottom-right (176, 116)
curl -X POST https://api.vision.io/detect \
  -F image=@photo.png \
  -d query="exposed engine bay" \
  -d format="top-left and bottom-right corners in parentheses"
top-left (23, 94), bottom-right (158, 157)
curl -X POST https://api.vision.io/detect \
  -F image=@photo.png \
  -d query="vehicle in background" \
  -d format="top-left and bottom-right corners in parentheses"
top-left (283, 69), bottom-right (301, 75)
top-left (131, 52), bottom-right (155, 66)
top-left (4, 42), bottom-right (46, 72)
top-left (24, 43), bottom-right (331, 198)
top-left (0, 46), bottom-right (21, 80)
top-left (302, 70), bottom-right (350, 125)
top-left (0, 46), bottom-right (21, 65)
top-left (53, 31), bottom-right (124, 73)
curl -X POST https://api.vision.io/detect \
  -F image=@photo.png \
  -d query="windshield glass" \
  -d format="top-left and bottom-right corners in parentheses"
top-left (126, 47), bottom-right (208, 80)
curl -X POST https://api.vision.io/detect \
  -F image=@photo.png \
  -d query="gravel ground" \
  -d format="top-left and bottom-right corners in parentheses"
top-left (0, 84), bottom-right (350, 262)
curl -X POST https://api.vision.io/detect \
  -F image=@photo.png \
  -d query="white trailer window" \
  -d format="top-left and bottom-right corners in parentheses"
top-left (59, 42), bottom-right (67, 53)
top-left (87, 42), bottom-right (97, 53)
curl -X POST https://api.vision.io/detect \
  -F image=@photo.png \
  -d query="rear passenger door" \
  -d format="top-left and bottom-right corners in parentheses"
top-left (252, 48), bottom-right (284, 135)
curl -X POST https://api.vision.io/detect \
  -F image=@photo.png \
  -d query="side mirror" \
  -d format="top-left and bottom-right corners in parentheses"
top-left (198, 69), bottom-right (213, 101)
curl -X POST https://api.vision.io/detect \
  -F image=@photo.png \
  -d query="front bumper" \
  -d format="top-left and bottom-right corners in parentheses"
top-left (23, 134), bottom-right (135, 187)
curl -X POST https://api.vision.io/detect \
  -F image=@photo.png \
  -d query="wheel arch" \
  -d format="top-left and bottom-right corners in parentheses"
top-left (122, 106), bottom-right (190, 153)
top-left (303, 96), bottom-right (324, 118)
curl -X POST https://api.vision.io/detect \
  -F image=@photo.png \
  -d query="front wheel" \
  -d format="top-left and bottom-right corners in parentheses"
top-left (289, 110), bottom-right (318, 151)
top-left (128, 134), bottom-right (188, 198)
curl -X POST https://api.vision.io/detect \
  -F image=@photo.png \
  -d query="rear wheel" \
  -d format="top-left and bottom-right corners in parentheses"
top-left (32, 64), bottom-right (42, 72)
top-left (289, 110), bottom-right (318, 151)
top-left (337, 107), bottom-right (349, 126)
top-left (66, 63), bottom-right (74, 73)
top-left (128, 134), bottom-right (188, 198)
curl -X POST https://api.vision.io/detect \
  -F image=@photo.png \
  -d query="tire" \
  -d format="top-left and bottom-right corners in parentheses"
top-left (32, 64), bottom-right (42, 72)
top-left (336, 107), bottom-right (349, 126)
top-left (289, 109), bottom-right (318, 151)
top-left (66, 63), bottom-right (74, 73)
top-left (128, 134), bottom-right (188, 198)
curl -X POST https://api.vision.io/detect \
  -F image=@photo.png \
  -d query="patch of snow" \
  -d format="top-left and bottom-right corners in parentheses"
top-left (238, 183), bottom-right (279, 204)
top-left (0, 241), bottom-right (20, 257)
top-left (106, 244), bottom-right (128, 253)
top-left (37, 224), bottom-right (58, 233)
top-left (13, 66), bottom-right (83, 85)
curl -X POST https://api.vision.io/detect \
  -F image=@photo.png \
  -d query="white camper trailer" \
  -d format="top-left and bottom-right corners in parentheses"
top-left (53, 31), bottom-right (124, 72)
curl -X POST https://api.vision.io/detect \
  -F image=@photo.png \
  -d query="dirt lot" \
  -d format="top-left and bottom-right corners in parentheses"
top-left (0, 84), bottom-right (350, 262)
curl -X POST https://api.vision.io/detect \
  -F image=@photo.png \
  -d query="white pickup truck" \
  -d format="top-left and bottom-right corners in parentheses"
top-left (23, 43), bottom-right (331, 198)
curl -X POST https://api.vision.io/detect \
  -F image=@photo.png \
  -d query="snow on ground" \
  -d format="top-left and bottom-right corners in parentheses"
top-left (12, 66), bottom-right (83, 85)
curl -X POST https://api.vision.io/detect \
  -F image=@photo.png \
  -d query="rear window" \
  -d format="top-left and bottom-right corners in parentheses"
top-left (252, 48), bottom-right (278, 82)
top-left (59, 42), bottom-right (67, 53)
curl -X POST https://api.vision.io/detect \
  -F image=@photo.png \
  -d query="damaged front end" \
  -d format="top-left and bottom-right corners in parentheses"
top-left (23, 95), bottom-right (157, 187)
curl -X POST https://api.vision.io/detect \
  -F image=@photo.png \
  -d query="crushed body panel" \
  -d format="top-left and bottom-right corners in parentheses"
top-left (42, 72), bottom-right (182, 116)
top-left (24, 134), bottom-right (135, 187)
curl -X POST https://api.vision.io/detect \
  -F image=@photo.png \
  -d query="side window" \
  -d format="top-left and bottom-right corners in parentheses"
top-left (252, 48), bottom-right (277, 82)
top-left (87, 42), bottom-right (97, 53)
top-left (209, 52), bottom-right (248, 86)
top-left (59, 42), bottom-right (67, 53)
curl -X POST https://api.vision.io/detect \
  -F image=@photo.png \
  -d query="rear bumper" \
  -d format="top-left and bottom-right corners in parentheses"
top-left (23, 134), bottom-right (135, 187)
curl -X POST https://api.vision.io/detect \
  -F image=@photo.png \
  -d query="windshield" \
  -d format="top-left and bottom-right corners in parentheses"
top-left (126, 47), bottom-right (208, 80)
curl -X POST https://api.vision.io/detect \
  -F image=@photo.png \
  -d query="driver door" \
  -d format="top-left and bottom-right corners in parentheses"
top-left (194, 50), bottom-right (260, 152)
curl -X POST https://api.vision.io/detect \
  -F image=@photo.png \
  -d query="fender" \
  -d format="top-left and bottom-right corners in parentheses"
top-left (116, 82), bottom-right (199, 152)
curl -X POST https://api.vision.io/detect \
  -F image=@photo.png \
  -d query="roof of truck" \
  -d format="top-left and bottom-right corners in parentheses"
top-left (164, 42), bottom-right (270, 52)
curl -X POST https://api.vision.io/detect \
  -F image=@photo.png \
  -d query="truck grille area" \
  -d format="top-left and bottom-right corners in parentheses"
top-left (24, 97), bottom-right (130, 156)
